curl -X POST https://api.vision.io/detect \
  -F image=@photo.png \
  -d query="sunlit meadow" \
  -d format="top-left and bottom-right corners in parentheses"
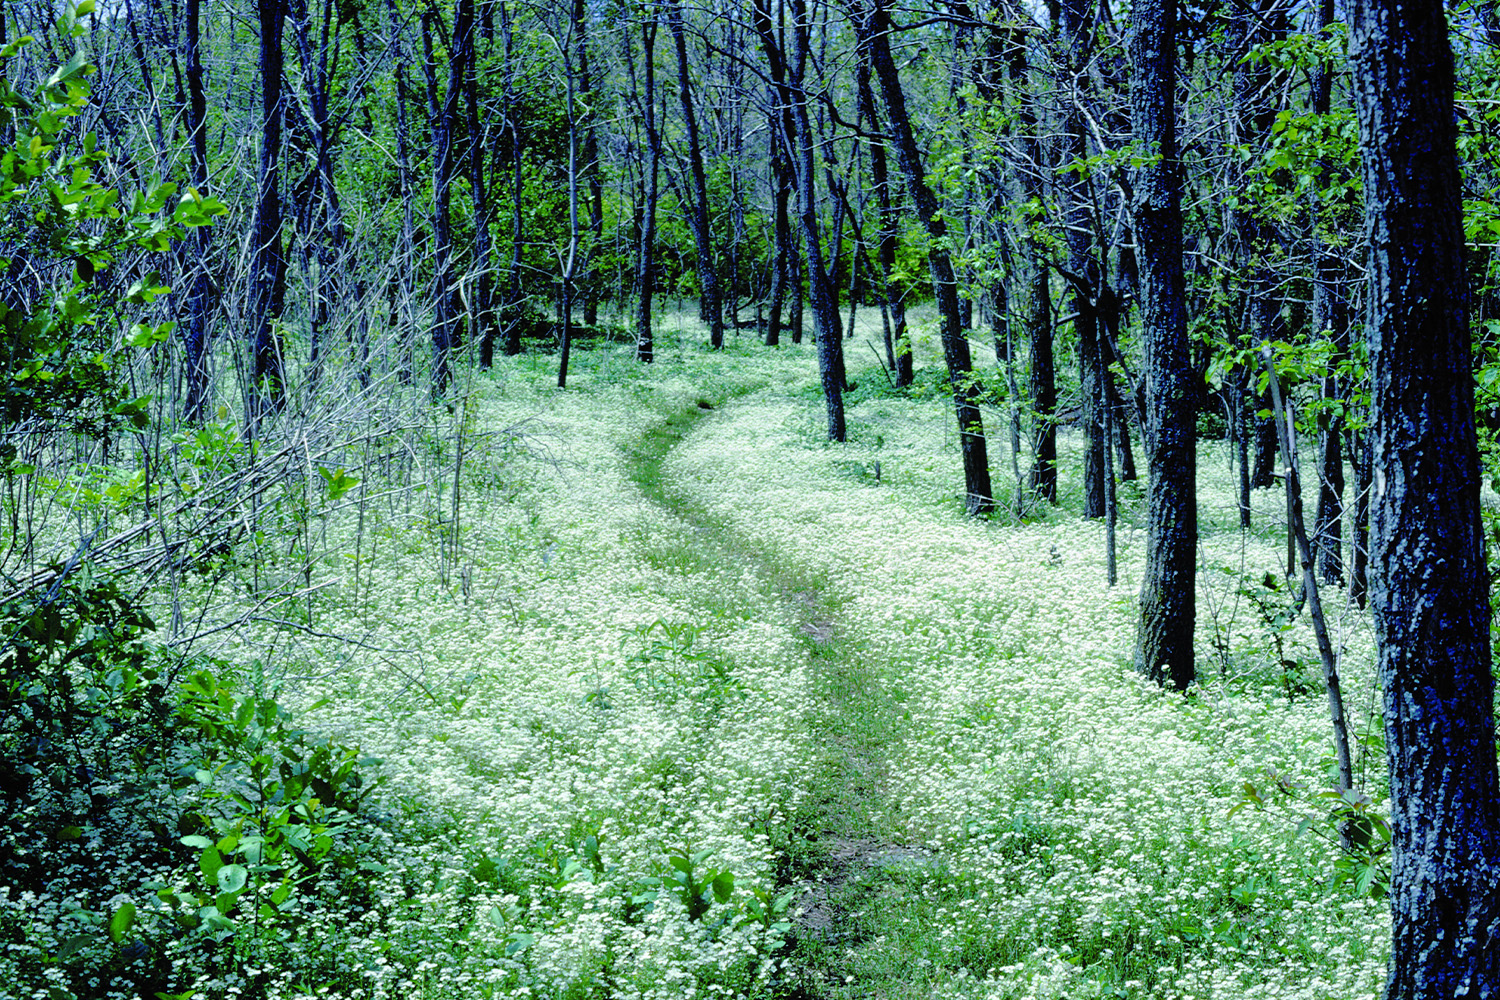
top-left (2, 312), bottom-right (1388, 999)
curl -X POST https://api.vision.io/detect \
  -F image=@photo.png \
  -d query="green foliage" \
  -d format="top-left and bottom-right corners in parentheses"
top-left (0, 17), bottom-right (225, 438)
top-left (1231, 772), bottom-right (1392, 900)
top-left (0, 568), bottom-right (384, 997)
top-left (623, 618), bottom-right (742, 703)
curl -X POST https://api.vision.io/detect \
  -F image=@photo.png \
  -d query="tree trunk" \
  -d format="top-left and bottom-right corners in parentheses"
top-left (857, 40), bottom-right (911, 388)
top-left (1059, 0), bottom-right (1104, 519)
top-left (1132, 0), bottom-right (1196, 690)
top-left (181, 0), bottom-right (212, 423)
top-left (501, 2), bottom-right (524, 358)
top-left (468, 0), bottom-right (498, 369)
top-left (576, 0), bottom-right (602, 329)
top-left (667, 0), bottom-right (723, 349)
top-left (1027, 259), bottom-right (1056, 502)
top-left (248, 0), bottom-right (288, 423)
top-left (290, 0), bottom-right (347, 393)
top-left (422, 3), bottom-right (468, 399)
top-left (1352, 0), bottom-right (1500, 992)
top-left (859, 0), bottom-right (992, 514)
top-left (635, 21), bottom-right (660, 363)
top-left (1310, 0), bottom-right (1347, 586)
top-left (754, 0), bottom-right (843, 437)
top-left (766, 113), bottom-right (791, 349)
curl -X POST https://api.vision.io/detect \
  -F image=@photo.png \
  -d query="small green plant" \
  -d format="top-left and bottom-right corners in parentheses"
top-left (653, 847), bottom-right (735, 923)
top-left (623, 618), bottom-right (741, 702)
top-left (1231, 768), bottom-right (1392, 899)
top-left (1237, 573), bottom-right (1318, 698)
top-left (172, 667), bottom-right (383, 932)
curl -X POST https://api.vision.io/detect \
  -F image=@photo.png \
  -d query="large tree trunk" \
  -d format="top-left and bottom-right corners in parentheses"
top-left (1131, 0), bottom-right (1195, 690)
top-left (248, 0), bottom-right (288, 423)
top-left (765, 107), bottom-right (791, 349)
top-left (667, 0), bottom-right (723, 349)
top-left (1352, 0), bottom-right (1500, 994)
top-left (859, 0), bottom-right (992, 514)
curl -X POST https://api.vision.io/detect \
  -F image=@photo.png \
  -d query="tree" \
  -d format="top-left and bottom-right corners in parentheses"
top-left (180, 0), bottom-right (213, 422)
top-left (1351, 0), bottom-right (1500, 993)
top-left (633, 18), bottom-right (662, 364)
top-left (421, 0), bottom-right (469, 400)
top-left (667, 0), bottom-right (724, 350)
top-left (1132, 0), bottom-right (1195, 689)
top-left (248, 0), bottom-right (289, 422)
top-left (857, 0), bottom-right (994, 514)
top-left (752, 0), bottom-right (845, 440)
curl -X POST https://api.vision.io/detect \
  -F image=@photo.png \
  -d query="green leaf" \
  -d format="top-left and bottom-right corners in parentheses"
top-left (45, 51), bottom-right (90, 89)
top-left (108, 901), bottom-right (136, 944)
top-left (199, 845), bottom-right (223, 882)
top-left (217, 864), bottom-right (248, 894)
top-left (710, 870), bottom-right (734, 903)
top-left (56, 933), bottom-right (92, 959)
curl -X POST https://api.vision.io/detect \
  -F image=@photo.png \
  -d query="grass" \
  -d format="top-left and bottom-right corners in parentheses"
top-left (0, 312), bottom-right (1390, 999)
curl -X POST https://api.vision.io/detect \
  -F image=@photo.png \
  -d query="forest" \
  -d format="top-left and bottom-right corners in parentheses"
top-left (1, 0), bottom-right (1498, 997)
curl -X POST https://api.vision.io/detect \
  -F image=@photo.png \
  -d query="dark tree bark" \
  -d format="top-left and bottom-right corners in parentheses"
top-left (1131, 0), bottom-right (1195, 690)
top-left (856, 37), bottom-right (911, 387)
top-left (181, 0), bottom-right (212, 423)
top-left (858, 0), bottom-right (993, 514)
top-left (392, 36), bottom-right (418, 384)
top-left (248, 0), bottom-right (288, 422)
top-left (1027, 259), bottom-right (1056, 502)
top-left (1310, 0), bottom-right (1348, 586)
top-left (422, 1), bottom-right (469, 400)
top-left (290, 0), bottom-right (348, 392)
top-left (576, 0), bottom-right (602, 329)
top-left (1059, 0), bottom-right (1105, 520)
top-left (753, 0), bottom-right (844, 438)
top-left (468, 0), bottom-right (498, 368)
top-left (1352, 0), bottom-right (1500, 994)
top-left (667, 0), bottom-right (723, 349)
top-left (635, 20), bottom-right (661, 363)
top-left (765, 108), bottom-right (792, 349)
top-left (500, 2), bottom-right (524, 358)
top-left (1006, 17), bottom-right (1055, 503)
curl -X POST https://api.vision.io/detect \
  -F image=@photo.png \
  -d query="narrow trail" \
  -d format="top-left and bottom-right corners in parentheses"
top-left (623, 395), bottom-right (924, 998)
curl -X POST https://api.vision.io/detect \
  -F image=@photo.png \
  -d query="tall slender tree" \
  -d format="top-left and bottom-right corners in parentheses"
top-left (1132, 0), bottom-right (1195, 689)
top-left (857, 0), bottom-right (993, 514)
top-left (180, 0), bottom-right (213, 423)
top-left (634, 19), bottom-right (661, 363)
top-left (667, 0), bottom-right (724, 349)
top-left (248, 0), bottom-right (289, 422)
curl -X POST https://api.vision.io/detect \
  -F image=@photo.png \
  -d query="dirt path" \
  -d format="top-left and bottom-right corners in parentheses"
top-left (623, 397), bottom-right (927, 999)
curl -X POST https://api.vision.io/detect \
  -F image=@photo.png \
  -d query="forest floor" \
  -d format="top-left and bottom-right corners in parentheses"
top-left (4, 311), bottom-right (1392, 1000)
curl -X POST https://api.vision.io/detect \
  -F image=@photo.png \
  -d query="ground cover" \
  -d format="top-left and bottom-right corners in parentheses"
top-left (1, 317), bottom-right (1388, 999)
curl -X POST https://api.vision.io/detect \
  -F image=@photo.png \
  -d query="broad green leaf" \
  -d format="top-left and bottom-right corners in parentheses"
top-left (108, 901), bottom-right (135, 943)
top-left (217, 864), bottom-right (248, 894)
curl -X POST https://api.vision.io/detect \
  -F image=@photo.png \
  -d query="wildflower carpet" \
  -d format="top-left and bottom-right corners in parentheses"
top-left (2, 327), bottom-right (1388, 999)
